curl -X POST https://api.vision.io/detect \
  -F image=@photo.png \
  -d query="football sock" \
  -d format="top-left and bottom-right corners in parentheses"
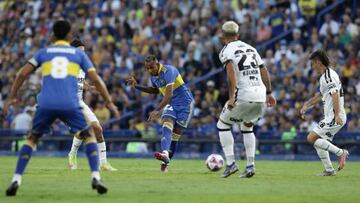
top-left (86, 142), bottom-right (100, 178)
top-left (69, 136), bottom-right (82, 156)
top-left (161, 125), bottom-right (172, 152)
top-left (314, 139), bottom-right (343, 156)
top-left (219, 130), bottom-right (235, 165)
top-left (315, 145), bottom-right (334, 171)
top-left (97, 142), bottom-right (107, 165)
top-left (13, 144), bottom-right (33, 184)
top-left (243, 132), bottom-right (256, 167)
top-left (169, 141), bottom-right (178, 159)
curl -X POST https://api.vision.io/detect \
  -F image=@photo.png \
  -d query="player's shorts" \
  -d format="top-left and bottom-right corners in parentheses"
top-left (79, 100), bottom-right (99, 123)
top-left (313, 116), bottom-right (347, 141)
top-left (31, 106), bottom-right (90, 137)
top-left (161, 101), bottom-right (194, 128)
top-left (219, 101), bottom-right (265, 125)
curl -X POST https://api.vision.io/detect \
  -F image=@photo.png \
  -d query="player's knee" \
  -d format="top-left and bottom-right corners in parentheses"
top-left (240, 123), bottom-right (254, 133)
top-left (163, 120), bottom-right (174, 130)
top-left (171, 132), bottom-right (182, 141)
top-left (307, 133), bottom-right (318, 144)
top-left (26, 134), bottom-right (40, 147)
top-left (93, 122), bottom-right (104, 142)
top-left (217, 120), bottom-right (231, 131)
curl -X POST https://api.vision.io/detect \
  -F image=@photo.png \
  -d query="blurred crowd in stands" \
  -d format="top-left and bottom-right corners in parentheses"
top-left (0, 0), bottom-right (359, 140)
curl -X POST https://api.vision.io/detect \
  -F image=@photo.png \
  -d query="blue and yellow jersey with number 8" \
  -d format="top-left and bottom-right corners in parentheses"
top-left (28, 40), bottom-right (95, 110)
top-left (150, 64), bottom-right (193, 106)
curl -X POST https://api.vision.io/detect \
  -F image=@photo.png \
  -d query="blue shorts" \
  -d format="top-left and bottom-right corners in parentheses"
top-left (31, 107), bottom-right (90, 136)
top-left (161, 101), bottom-right (194, 128)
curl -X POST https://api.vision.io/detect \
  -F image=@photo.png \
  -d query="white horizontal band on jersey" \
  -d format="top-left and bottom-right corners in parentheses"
top-left (166, 83), bottom-right (174, 87)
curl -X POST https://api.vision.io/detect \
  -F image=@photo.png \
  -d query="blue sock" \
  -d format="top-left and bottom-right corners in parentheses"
top-left (161, 127), bottom-right (172, 152)
top-left (85, 143), bottom-right (99, 172)
top-left (15, 144), bottom-right (33, 175)
top-left (169, 141), bottom-right (178, 159)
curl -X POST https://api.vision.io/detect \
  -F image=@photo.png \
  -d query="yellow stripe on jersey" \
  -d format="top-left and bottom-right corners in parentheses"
top-left (53, 40), bottom-right (71, 46)
top-left (158, 75), bottom-right (185, 96)
top-left (42, 61), bottom-right (81, 77)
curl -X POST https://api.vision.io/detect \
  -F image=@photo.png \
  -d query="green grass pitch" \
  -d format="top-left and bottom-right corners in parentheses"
top-left (0, 157), bottom-right (359, 203)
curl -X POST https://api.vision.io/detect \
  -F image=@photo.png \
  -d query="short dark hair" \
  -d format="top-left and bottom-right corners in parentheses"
top-left (144, 55), bottom-right (158, 63)
top-left (53, 20), bottom-right (71, 40)
top-left (70, 39), bottom-right (85, 48)
top-left (309, 49), bottom-right (330, 67)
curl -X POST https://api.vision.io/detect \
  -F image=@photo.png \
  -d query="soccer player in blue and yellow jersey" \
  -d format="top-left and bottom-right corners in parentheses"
top-left (127, 55), bottom-right (194, 172)
top-left (3, 20), bottom-right (119, 196)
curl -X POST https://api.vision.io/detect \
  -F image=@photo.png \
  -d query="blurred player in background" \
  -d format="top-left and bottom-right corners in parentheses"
top-left (127, 55), bottom-right (194, 172)
top-left (67, 39), bottom-right (117, 172)
top-left (300, 49), bottom-right (348, 176)
top-left (217, 21), bottom-right (276, 178)
top-left (3, 20), bottom-right (119, 196)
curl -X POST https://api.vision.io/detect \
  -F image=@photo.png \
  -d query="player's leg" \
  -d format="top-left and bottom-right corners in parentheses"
top-left (68, 133), bottom-right (82, 170)
top-left (6, 108), bottom-right (53, 196)
top-left (154, 117), bottom-right (174, 164)
top-left (62, 109), bottom-right (107, 194)
top-left (308, 126), bottom-right (349, 172)
top-left (154, 105), bottom-right (177, 164)
top-left (217, 119), bottom-right (238, 178)
top-left (159, 126), bottom-right (182, 172)
top-left (93, 121), bottom-right (117, 171)
top-left (170, 127), bottom-right (182, 159)
top-left (239, 122), bottom-right (256, 178)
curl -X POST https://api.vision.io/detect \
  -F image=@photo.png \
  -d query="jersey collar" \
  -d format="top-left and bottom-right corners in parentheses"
top-left (53, 40), bottom-right (70, 46)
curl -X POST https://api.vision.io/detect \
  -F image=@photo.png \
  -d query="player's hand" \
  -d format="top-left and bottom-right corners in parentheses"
top-left (335, 115), bottom-right (343, 126)
top-left (2, 98), bottom-right (17, 117)
top-left (126, 77), bottom-right (137, 87)
top-left (300, 105), bottom-right (307, 119)
top-left (227, 97), bottom-right (236, 110)
top-left (266, 94), bottom-right (276, 107)
top-left (148, 110), bottom-right (160, 122)
top-left (106, 102), bottom-right (120, 119)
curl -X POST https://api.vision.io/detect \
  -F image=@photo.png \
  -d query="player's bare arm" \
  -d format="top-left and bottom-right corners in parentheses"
top-left (126, 76), bottom-right (160, 94)
top-left (3, 63), bottom-right (35, 115)
top-left (331, 91), bottom-right (343, 125)
top-left (259, 64), bottom-right (276, 107)
top-left (225, 62), bottom-right (237, 110)
top-left (148, 84), bottom-right (173, 121)
top-left (87, 69), bottom-right (120, 118)
top-left (300, 93), bottom-right (322, 119)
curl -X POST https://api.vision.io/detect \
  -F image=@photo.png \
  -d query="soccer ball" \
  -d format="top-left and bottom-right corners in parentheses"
top-left (205, 154), bottom-right (224, 172)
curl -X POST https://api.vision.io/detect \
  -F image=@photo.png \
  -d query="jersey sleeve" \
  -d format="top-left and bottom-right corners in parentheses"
top-left (255, 51), bottom-right (264, 67)
top-left (28, 49), bottom-right (43, 69)
top-left (80, 51), bottom-right (95, 73)
top-left (219, 46), bottom-right (233, 67)
top-left (325, 70), bottom-right (339, 95)
top-left (163, 67), bottom-right (178, 86)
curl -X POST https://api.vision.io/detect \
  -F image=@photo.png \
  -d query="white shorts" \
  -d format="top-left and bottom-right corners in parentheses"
top-left (219, 101), bottom-right (265, 125)
top-left (313, 116), bottom-right (346, 141)
top-left (79, 100), bottom-right (99, 123)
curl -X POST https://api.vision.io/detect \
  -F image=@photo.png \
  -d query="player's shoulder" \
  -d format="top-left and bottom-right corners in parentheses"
top-left (323, 68), bottom-right (339, 82)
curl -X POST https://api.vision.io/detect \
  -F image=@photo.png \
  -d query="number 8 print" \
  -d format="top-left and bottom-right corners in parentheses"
top-left (51, 57), bottom-right (69, 79)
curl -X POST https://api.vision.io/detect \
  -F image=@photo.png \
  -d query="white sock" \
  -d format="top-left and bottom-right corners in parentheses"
top-left (11, 174), bottom-right (22, 185)
top-left (315, 145), bottom-right (334, 171)
top-left (314, 139), bottom-right (343, 156)
top-left (243, 132), bottom-right (256, 166)
top-left (91, 171), bottom-right (101, 181)
top-left (97, 142), bottom-right (107, 165)
top-left (69, 137), bottom-right (83, 156)
top-left (219, 130), bottom-right (235, 165)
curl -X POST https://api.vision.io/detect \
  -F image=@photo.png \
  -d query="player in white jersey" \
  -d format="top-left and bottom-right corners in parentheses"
top-left (300, 49), bottom-right (348, 176)
top-left (67, 39), bottom-right (117, 171)
top-left (216, 21), bottom-right (276, 178)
